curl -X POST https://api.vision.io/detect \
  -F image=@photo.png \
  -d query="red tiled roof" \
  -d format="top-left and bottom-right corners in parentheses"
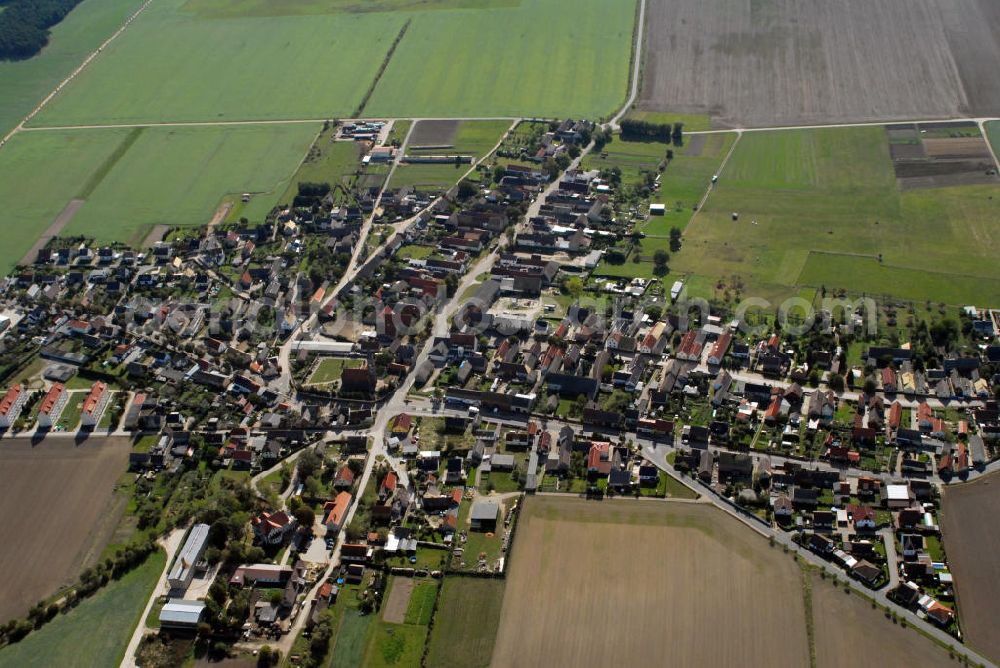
top-left (0, 384), bottom-right (22, 417)
top-left (39, 383), bottom-right (65, 416)
top-left (81, 381), bottom-right (107, 416)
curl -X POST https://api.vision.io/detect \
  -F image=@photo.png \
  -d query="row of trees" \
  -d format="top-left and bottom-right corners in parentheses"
top-left (619, 119), bottom-right (684, 144)
top-left (0, 0), bottom-right (84, 60)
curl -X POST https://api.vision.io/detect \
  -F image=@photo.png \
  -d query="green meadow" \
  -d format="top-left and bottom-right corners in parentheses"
top-left (364, 0), bottom-right (637, 119)
top-left (673, 127), bottom-right (1000, 304)
top-left (65, 124), bottom-right (319, 244)
top-left (0, 550), bottom-right (165, 668)
top-left (0, 124), bottom-right (317, 270)
top-left (0, 0), bottom-right (143, 138)
top-left (0, 128), bottom-right (132, 270)
top-left (29, 0), bottom-right (401, 126)
top-left (28, 0), bottom-right (636, 126)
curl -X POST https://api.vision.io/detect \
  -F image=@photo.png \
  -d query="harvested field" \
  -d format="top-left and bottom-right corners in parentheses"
top-left (887, 125), bottom-right (998, 189)
top-left (0, 436), bottom-right (131, 623)
top-left (408, 120), bottom-right (459, 147)
top-left (491, 497), bottom-right (809, 667)
top-left (922, 137), bottom-right (992, 160)
top-left (941, 473), bottom-right (1000, 663)
top-left (639, 0), bottom-right (1000, 127)
top-left (811, 573), bottom-right (952, 667)
top-left (381, 576), bottom-right (414, 624)
top-left (889, 143), bottom-right (925, 161)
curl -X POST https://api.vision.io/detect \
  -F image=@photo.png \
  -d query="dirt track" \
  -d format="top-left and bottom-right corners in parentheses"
top-left (492, 497), bottom-right (810, 667)
top-left (640, 0), bottom-right (1000, 127)
top-left (18, 198), bottom-right (84, 266)
top-left (0, 436), bottom-right (130, 623)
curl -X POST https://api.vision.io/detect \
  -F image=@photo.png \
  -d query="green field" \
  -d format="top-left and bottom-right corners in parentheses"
top-left (364, 621), bottom-right (428, 668)
top-left (425, 577), bottom-right (505, 668)
top-left (0, 550), bottom-right (165, 668)
top-left (673, 127), bottom-right (1000, 305)
top-left (329, 609), bottom-right (373, 668)
top-left (365, 0), bottom-right (636, 119)
top-left (388, 120), bottom-right (511, 192)
top-left (30, 0), bottom-right (398, 126)
top-left (404, 581), bottom-right (438, 625)
top-left (182, 0), bottom-right (521, 18)
top-left (0, 0), bottom-right (143, 138)
top-left (0, 128), bottom-right (132, 271)
top-left (28, 0), bottom-right (635, 125)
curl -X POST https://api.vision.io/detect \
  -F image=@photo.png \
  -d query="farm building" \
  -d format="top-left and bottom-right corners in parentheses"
top-left (159, 599), bottom-right (206, 630)
top-left (470, 500), bottom-right (500, 532)
top-left (167, 523), bottom-right (210, 591)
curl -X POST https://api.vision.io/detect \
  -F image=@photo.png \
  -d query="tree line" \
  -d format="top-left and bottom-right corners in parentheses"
top-left (0, 0), bottom-right (85, 60)
top-left (619, 119), bottom-right (684, 145)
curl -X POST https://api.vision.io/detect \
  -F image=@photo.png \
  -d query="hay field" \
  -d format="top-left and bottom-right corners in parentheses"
top-left (811, 573), bottom-right (952, 668)
top-left (639, 0), bottom-right (1000, 128)
top-left (941, 473), bottom-right (1000, 664)
top-left (674, 126), bottom-right (1000, 304)
top-left (0, 437), bottom-right (131, 623)
top-left (491, 497), bottom-right (809, 667)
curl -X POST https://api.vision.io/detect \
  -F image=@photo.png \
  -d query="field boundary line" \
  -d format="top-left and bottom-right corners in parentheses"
top-left (0, 0), bottom-right (157, 151)
top-left (680, 129), bottom-right (742, 235)
top-left (686, 116), bottom-right (1000, 136)
top-left (353, 19), bottom-right (411, 119)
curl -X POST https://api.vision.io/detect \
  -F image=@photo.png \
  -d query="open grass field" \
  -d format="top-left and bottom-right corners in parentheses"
top-left (0, 437), bottom-right (132, 623)
top-left (0, 124), bottom-right (317, 265)
top-left (0, 548), bottom-right (165, 668)
top-left (491, 497), bottom-right (809, 667)
top-left (674, 126), bottom-right (1000, 304)
top-left (359, 0), bottom-right (637, 120)
top-left (389, 120), bottom-right (511, 192)
top-left (426, 577), bottom-right (505, 668)
top-left (941, 472), bottom-right (1000, 664)
top-left (810, 573), bottom-right (953, 667)
top-left (0, 128), bottom-right (131, 271)
top-left (29, 0), bottom-right (399, 126)
top-left (0, 0), bottom-right (143, 138)
top-left (28, 0), bottom-right (635, 126)
top-left (639, 0), bottom-right (1000, 127)
top-left (363, 621), bottom-right (428, 668)
top-left (65, 124), bottom-right (319, 244)
top-left (328, 608), bottom-right (373, 668)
